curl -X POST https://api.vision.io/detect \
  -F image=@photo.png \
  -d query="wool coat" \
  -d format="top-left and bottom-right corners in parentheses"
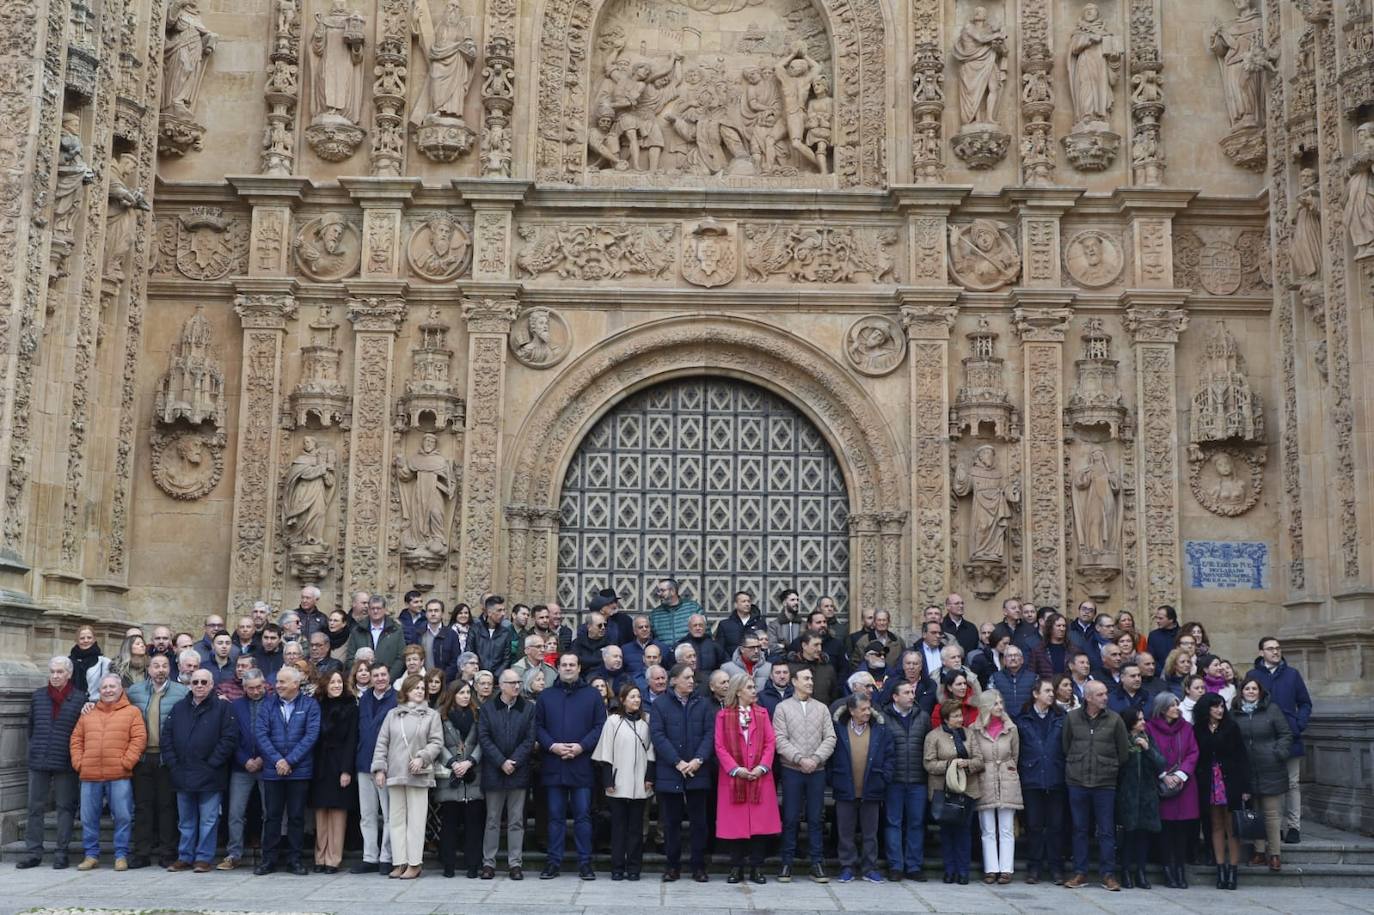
top-left (434, 711), bottom-right (483, 804)
top-left (1234, 697), bottom-right (1293, 796)
top-left (1194, 716), bottom-right (1253, 811)
top-left (713, 705), bottom-right (781, 839)
top-left (648, 690), bottom-right (715, 792)
top-left (371, 702), bottom-right (443, 788)
top-left (535, 677), bottom-right (608, 788)
top-left (969, 717), bottom-right (1022, 810)
top-left (592, 712), bottom-right (655, 800)
top-left (1116, 731), bottom-right (1165, 832)
top-left (309, 695), bottom-right (358, 808)
top-left (1144, 714), bottom-right (1200, 821)
top-left (70, 694), bottom-right (147, 782)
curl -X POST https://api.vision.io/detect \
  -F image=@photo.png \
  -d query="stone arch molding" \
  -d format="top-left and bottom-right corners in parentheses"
top-left (531, 0), bottom-right (890, 188)
top-left (504, 315), bottom-right (908, 609)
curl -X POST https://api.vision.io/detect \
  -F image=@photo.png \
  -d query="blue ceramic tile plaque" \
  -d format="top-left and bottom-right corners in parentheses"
top-left (1184, 540), bottom-right (1270, 590)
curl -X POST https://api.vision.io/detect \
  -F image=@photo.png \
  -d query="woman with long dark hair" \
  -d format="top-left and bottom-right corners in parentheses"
top-left (1145, 691), bottom-right (1199, 888)
top-left (1193, 692), bottom-right (1252, 890)
top-left (930, 669), bottom-right (979, 727)
top-left (592, 683), bottom-right (655, 881)
top-left (1232, 676), bottom-right (1291, 871)
top-left (449, 604), bottom-right (473, 654)
top-left (310, 669), bottom-right (358, 873)
top-left (713, 673), bottom-right (780, 884)
top-left (435, 681), bottom-right (484, 878)
top-left (1029, 613), bottom-right (1069, 677)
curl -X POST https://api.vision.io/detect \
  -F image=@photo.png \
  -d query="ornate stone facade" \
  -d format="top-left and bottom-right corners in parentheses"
top-left (2, 0), bottom-right (1374, 839)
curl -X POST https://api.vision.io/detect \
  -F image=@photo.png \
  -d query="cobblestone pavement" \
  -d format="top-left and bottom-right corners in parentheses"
top-left (6, 865), bottom-right (1374, 915)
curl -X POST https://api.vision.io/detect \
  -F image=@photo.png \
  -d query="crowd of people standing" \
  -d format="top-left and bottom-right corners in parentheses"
top-left (20, 585), bottom-right (1314, 892)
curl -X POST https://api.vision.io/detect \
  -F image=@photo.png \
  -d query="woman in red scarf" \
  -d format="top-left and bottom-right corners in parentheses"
top-left (714, 672), bottom-right (781, 884)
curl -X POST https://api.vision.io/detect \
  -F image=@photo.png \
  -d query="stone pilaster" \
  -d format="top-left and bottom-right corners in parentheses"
top-left (454, 180), bottom-right (531, 282)
top-left (457, 295), bottom-right (517, 604)
top-left (848, 512), bottom-right (882, 618)
top-left (892, 186), bottom-right (969, 288)
top-left (1124, 303), bottom-right (1188, 616)
top-left (341, 178), bottom-right (420, 279)
top-left (228, 176), bottom-right (312, 278)
top-left (901, 299), bottom-right (959, 614)
top-left (526, 507), bottom-right (562, 602)
top-left (1014, 306), bottom-right (1073, 609)
top-left (878, 512), bottom-right (907, 612)
top-left (342, 294), bottom-right (407, 596)
top-left (228, 286), bottom-right (298, 613)
top-left (503, 506), bottom-right (531, 600)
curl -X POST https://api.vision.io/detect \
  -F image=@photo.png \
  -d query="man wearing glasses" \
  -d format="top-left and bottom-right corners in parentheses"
top-left (1247, 637), bottom-right (1313, 844)
top-left (161, 670), bottom-right (238, 872)
top-left (477, 670), bottom-right (536, 879)
top-left (650, 578), bottom-right (701, 646)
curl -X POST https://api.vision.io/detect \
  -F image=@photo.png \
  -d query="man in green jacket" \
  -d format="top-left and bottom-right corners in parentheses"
top-left (1061, 680), bottom-right (1130, 891)
top-left (346, 595), bottom-right (406, 679)
top-left (650, 578), bottom-right (701, 646)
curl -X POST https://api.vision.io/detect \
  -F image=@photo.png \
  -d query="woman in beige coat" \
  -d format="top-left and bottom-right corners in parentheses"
top-left (924, 698), bottom-right (984, 884)
top-left (592, 683), bottom-right (656, 880)
top-left (372, 674), bottom-right (443, 879)
top-left (970, 688), bottom-right (1022, 883)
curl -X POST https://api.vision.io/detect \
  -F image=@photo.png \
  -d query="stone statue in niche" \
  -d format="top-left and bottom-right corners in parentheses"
top-left (1346, 122), bottom-right (1374, 260)
top-left (411, 0), bottom-right (479, 162)
top-left (950, 5), bottom-right (1010, 168)
top-left (395, 432), bottom-right (458, 568)
top-left (306, 0), bottom-right (366, 161)
top-left (510, 307), bottom-right (572, 369)
top-left (1292, 167), bottom-right (1322, 281)
top-left (101, 152), bottom-right (150, 311)
top-left (1063, 3), bottom-right (1121, 171)
top-left (1071, 446), bottom-right (1121, 564)
top-left (948, 219), bottom-right (1021, 291)
top-left (954, 444), bottom-right (1019, 564)
top-left (282, 436), bottom-right (337, 581)
top-left (50, 114), bottom-right (95, 285)
top-left (1208, 0), bottom-right (1275, 171)
top-left (159, 0), bottom-right (217, 156)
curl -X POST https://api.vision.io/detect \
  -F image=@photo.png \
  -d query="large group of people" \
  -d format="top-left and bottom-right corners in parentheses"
top-left (20, 585), bottom-right (1314, 892)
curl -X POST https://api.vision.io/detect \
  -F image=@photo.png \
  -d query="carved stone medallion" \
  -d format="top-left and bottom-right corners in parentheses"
top-left (1189, 446), bottom-right (1264, 516)
top-left (681, 218), bottom-right (738, 288)
top-left (150, 429), bottom-right (226, 501)
top-left (509, 307), bottom-right (571, 369)
top-left (1196, 240), bottom-right (1243, 296)
top-left (292, 213), bottom-right (362, 282)
top-left (406, 214), bottom-right (472, 281)
top-left (1064, 230), bottom-right (1124, 288)
top-left (948, 220), bottom-right (1021, 291)
top-left (176, 208), bottom-right (250, 281)
top-left (844, 315), bottom-right (906, 376)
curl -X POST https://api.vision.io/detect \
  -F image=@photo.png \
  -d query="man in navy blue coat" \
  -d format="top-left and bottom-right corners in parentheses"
top-left (162, 669), bottom-right (237, 870)
top-left (648, 662), bottom-right (716, 882)
top-left (534, 653), bottom-right (607, 880)
top-left (253, 666), bottom-right (320, 875)
top-left (222, 670), bottom-right (268, 870)
top-left (17, 656), bottom-right (86, 869)
top-left (351, 663), bottom-right (397, 873)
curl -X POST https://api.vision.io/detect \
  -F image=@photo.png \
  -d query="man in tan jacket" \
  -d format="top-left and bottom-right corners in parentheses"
top-left (772, 667), bottom-right (836, 883)
top-left (70, 674), bottom-right (147, 871)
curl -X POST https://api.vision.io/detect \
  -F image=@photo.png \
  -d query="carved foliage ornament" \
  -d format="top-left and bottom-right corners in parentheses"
top-left (843, 314), bottom-right (906, 376)
top-left (516, 222), bottom-right (676, 281)
top-left (293, 213), bottom-right (362, 281)
top-left (742, 224), bottom-right (898, 284)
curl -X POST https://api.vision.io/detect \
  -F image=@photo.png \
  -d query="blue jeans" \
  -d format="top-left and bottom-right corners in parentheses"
top-left (224, 770), bottom-right (262, 860)
top-left (939, 818), bottom-right (972, 877)
top-left (779, 767), bottom-right (827, 865)
top-left (176, 791), bottom-right (222, 863)
top-left (1068, 785), bottom-right (1117, 877)
top-left (80, 779), bottom-right (133, 860)
top-left (883, 783), bottom-right (927, 873)
top-left (546, 786), bottom-right (592, 869)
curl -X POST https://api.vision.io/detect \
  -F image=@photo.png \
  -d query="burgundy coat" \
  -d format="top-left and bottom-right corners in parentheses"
top-left (1145, 715), bottom-right (1199, 821)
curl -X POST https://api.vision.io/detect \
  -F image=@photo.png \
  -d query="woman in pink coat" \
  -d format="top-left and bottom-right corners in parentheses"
top-left (714, 672), bottom-right (781, 885)
top-left (1145, 691), bottom-right (1200, 888)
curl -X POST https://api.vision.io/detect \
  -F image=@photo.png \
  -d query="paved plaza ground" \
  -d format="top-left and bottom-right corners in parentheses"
top-left (6, 864), bottom-right (1374, 915)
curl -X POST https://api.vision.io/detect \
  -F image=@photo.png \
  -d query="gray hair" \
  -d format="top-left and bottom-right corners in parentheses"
top-left (1150, 690), bottom-right (1180, 719)
top-left (301, 585), bottom-right (322, 600)
top-left (49, 656), bottom-right (74, 673)
top-left (99, 673), bottom-right (123, 689)
top-left (241, 668), bottom-right (265, 683)
top-left (253, 600), bottom-right (271, 613)
top-left (646, 664), bottom-right (666, 679)
top-left (941, 644), bottom-right (963, 662)
top-left (354, 647), bottom-right (375, 663)
top-left (601, 644), bottom-right (622, 661)
top-left (276, 666), bottom-right (303, 684)
top-left (278, 610), bottom-right (300, 628)
top-left (525, 634), bottom-right (544, 649)
top-left (674, 642), bottom-right (695, 662)
top-left (456, 651), bottom-right (479, 670)
top-left (177, 648), bottom-right (201, 667)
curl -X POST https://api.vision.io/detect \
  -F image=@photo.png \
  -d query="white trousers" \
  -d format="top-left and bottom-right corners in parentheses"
top-left (979, 807), bottom-right (1016, 874)
top-left (387, 786), bottom-right (429, 867)
top-left (357, 772), bottom-right (392, 863)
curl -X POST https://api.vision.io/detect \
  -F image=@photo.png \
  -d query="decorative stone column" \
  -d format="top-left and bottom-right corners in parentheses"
top-left (1124, 304), bottom-right (1188, 617)
top-left (228, 286), bottom-right (298, 613)
top-left (878, 512), bottom-right (907, 612)
top-left (848, 512), bottom-right (882, 619)
top-left (229, 176), bottom-right (312, 278)
top-left (503, 506), bottom-right (531, 599)
top-left (1013, 306), bottom-right (1073, 609)
top-left (456, 295), bottom-right (517, 605)
top-left (526, 507), bottom-right (562, 603)
top-left (454, 179), bottom-right (531, 281)
top-left (342, 295), bottom-right (407, 596)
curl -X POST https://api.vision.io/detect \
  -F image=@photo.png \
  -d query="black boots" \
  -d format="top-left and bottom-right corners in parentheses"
top-left (1226, 863), bottom-right (1238, 890)
top-left (1135, 866), bottom-right (1151, 889)
top-left (1215, 864), bottom-right (1226, 889)
top-left (726, 866), bottom-right (743, 884)
top-left (1122, 869), bottom-right (1135, 889)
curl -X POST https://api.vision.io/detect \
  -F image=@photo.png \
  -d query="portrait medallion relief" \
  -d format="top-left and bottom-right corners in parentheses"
top-left (1064, 229), bottom-right (1124, 288)
top-left (150, 429), bottom-right (225, 501)
top-left (292, 213), bottom-right (361, 281)
top-left (510, 307), bottom-right (572, 369)
top-left (1189, 447), bottom-right (1265, 517)
top-left (681, 218), bottom-right (738, 288)
top-left (843, 314), bottom-right (907, 377)
top-left (406, 214), bottom-right (472, 281)
top-left (948, 219), bottom-right (1021, 291)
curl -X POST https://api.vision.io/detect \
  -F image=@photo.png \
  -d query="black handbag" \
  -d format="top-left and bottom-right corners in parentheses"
top-left (1158, 768), bottom-right (1187, 799)
top-left (931, 789), bottom-right (972, 826)
top-left (1232, 802), bottom-right (1266, 841)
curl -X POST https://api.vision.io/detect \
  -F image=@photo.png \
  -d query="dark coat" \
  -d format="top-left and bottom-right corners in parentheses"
top-left (1147, 625), bottom-right (1179, 672)
top-left (420, 626), bottom-right (462, 681)
top-left (1015, 705), bottom-right (1067, 790)
top-left (27, 684), bottom-right (85, 771)
top-left (477, 695), bottom-right (536, 790)
top-left (1062, 706), bottom-right (1131, 789)
top-left (571, 632), bottom-right (609, 673)
top-left (396, 608), bottom-right (427, 646)
top-left (472, 621), bottom-right (516, 675)
top-left (760, 680), bottom-right (791, 717)
top-left (991, 667), bottom-right (1037, 716)
top-left (355, 687), bottom-right (398, 773)
top-left (942, 616), bottom-right (980, 656)
top-left (787, 652), bottom-right (838, 706)
top-left (677, 634), bottom-right (726, 672)
top-left (714, 611), bottom-right (765, 659)
top-left (828, 708), bottom-right (894, 802)
top-left (1246, 659), bottom-right (1312, 757)
top-left (623, 639), bottom-right (666, 676)
top-left (883, 703), bottom-right (931, 784)
top-left (649, 690), bottom-right (715, 792)
top-left (877, 675), bottom-right (938, 716)
top-left (1115, 731), bottom-right (1165, 833)
top-left (534, 678), bottom-right (608, 788)
top-left (345, 616), bottom-right (406, 679)
top-left (230, 695), bottom-right (267, 771)
top-left (1108, 685), bottom-right (1150, 718)
top-left (1194, 716), bottom-right (1252, 811)
top-left (162, 694), bottom-right (238, 793)
top-left (1029, 642), bottom-right (1068, 678)
top-left (256, 694), bottom-right (320, 781)
top-left (1234, 697), bottom-right (1292, 796)
top-left (310, 696), bottom-right (359, 809)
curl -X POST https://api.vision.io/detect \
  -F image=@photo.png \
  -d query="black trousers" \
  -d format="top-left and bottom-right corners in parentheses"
top-left (132, 756), bottom-right (177, 863)
top-left (1022, 787), bottom-right (1066, 876)
top-left (1160, 818), bottom-right (1193, 867)
top-left (608, 797), bottom-right (646, 874)
top-left (659, 789), bottom-right (709, 871)
top-left (260, 780), bottom-right (309, 868)
top-left (728, 835), bottom-right (767, 868)
top-left (438, 800), bottom-right (485, 872)
top-left (1121, 829), bottom-right (1152, 871)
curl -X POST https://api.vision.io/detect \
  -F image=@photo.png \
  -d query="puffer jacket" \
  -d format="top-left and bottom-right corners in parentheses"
top-left (27, 683), bottom-right (85, 771)
top-left (1245, 658), bottom-right (1312, 757)
top-left (969, 717), bottom-right (1023, 811)
top-left (70, 695), bottom-right (147, 782)
top-left (477, 695), bottom-right (536, 791)
top-left (256, 694), bottom-right (321, 781)
top-left (1015, 705), bottom-right (1066, 790)
top-left (1062, 706), bottom-right (1131, 788)
top-left (435, 712), bottom-right (483, 803)
top-left (1234, 697), bottom-right (1292, 796)
top-left (883, 702), bottom-right (931, 784)
top-left (923, 725), bottom-right (984, 799)
top-left (372, 702), bottom-right (443, 788)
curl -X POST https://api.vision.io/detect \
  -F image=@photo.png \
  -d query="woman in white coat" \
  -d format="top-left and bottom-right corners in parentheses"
top-left (592, 682), bottom-right (655, 880)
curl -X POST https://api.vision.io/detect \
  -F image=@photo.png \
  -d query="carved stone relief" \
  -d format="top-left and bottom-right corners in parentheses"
top-left (950, 4), bottom-right (1011, 168)
top-left (261, 0), bottom-right (302, 175)
top-left (101, 152), bottom-right (150, 313)
top-left (742, 224), bottom-right (898, 284)
top-left (1174, 226), bottom-right (1269, 296)
top-left (1207, 0), bottom-right (1274, 172)
top-left (159, 0), bottom-right (218, 157)
top-left (150, 306), bottom-right (227, 501)
top-left (157, 207), bottom-right (251, 281)
top-left (951, 317), bottom-right (1018, 441)
top-left (411, 0), bottom-right (479, 163)
top-left (948, 219), bottom-right (1020, 291)
top-left (1292, 167), bottom-right (1323, 283)
top-left (1064, 229), bottom-right (1124, 288)
top-left (1063, 3), bottom-right (1122, 172)
top-left (1127, 0), bottom-right (1166, 185)
top-left (406, 213), bottom-right (472, 281)
top-left (843, 315), bottom-right (906, 377)
top-left (306, 0), bottom-right (367, 161)
top-left (1071, 445), bottom-right (1122, 572)
top-left (282, 435), bottom-right (337, 581)
top-left (1065, 318), bottom-right (1130, 442)
top-left (397, 305), bottom-right (466, 429)
top-left (509, 307), bottom-right (571, 369)
top-left (479, 35), bottom-right (514, 177)
top-left (681, 218), bottom-right (738, 288)
top-left (1017, 0), bottom-right (1054, 185)
top-left (1347, 122), bottom-right (1374, 260)
top-left (1189, 446), bottom-right (1264, 516)
top-left (286, 304), bottom-right (350, 430)
top-left (1186, 322), bottom-right (1266, 515)
top-left (49, 114), bottom-right (95, 284)
top-left (953, 443), bottom-right (1019, 598)
top-left (516, 222), bottom-right (676, 281)
top-left (293, 213), bottom-right (362, 281)
top-left (911, 33), bottom-right (947, 184)
top-left (150, 430), bottom-right (226, 502)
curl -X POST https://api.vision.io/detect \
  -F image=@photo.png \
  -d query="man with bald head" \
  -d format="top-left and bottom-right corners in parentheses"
top-left (1062, 679), bottom-right (1130, 891)
top-left (941, 593), bottom-right (979, 656)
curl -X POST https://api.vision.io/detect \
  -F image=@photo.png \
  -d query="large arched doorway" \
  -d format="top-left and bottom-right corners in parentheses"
top-left (556, 377), bottom-right (851, 622)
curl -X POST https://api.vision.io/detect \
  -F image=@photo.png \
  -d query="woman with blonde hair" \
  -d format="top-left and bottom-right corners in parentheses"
top-left (969, 688), bottom-right (1021, 883)
top-left (1163, 647), bottom-right (1195, 690)
top-left (714, 672), bottom-right (780, 884)
top-left (85, 634), bottom-right (149, 699)
top-left (372, 673), bottom-right (443, 879)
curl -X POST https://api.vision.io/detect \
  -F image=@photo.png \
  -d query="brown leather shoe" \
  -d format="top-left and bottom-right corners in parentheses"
top-left (167, 861), bottom-right (192, 872)
top-left (193, 862), bottom-right (212, 873)
top-left (389, 865), bottom-right (406, 878)
top-left (215, 858), bottom-right (238, 871)
top-left (1063, 873), bottom-right (1088, 888)
top-left (1268, 856), bottom-right (1281, 872)
top-left (1102, 874), bottom-right (1122, 891)
top-left (997, 872), bottom-right (1012, 884)
top-left (983, 872), bottom-right (997, 884)
top-left (1249, 852), bottom-right (1266, 866)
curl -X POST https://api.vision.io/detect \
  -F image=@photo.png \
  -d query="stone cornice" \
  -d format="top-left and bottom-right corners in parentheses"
top-left (890, 184), bottom-right (974, 214)
top-left (1001, 187), bottom-right (1085, 214)
top-left (451, 178), bottom-right (534, 206)
top-left (339, 176), bottom-right (423, 206)
top-left (1106, 187), bottom-right (1200, 218)
top-left (226, 175), bottom-right (313, 207)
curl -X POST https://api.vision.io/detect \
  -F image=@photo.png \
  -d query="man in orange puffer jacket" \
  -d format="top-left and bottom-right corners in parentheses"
top-left (70, 674), bottom-right (147, 871)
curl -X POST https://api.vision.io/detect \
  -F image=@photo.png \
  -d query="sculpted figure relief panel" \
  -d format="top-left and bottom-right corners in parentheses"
top-left (950, 4), bottom-right (1010, 168)
top-left (306, 0), bottom-right (368, 161)
top-left (1208, 0), bottom-right (1275, 171)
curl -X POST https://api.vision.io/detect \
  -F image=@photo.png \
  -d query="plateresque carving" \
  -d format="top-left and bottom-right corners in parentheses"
top-left (844, 315), bottom-right (907, 377)
top-left (1207, 0), bottom-right (1275, 172)
top-left (306, 0), bottom-right (367, 161)
top-left (281, 435), bottom-right (337, 581)
top-left (396, 306), bottom-right (465, 431)
top-left (411, 0), bottom-right (479, 162)
top-left (951, 317), bottom-right (1019, 441)
top-left (1063, 3), bottom-right (1122, 171)
top-left (395, 432), bottom-right (459, 570)
top-left (406, 213), bottom-right (472, 281)
top-left (1187, 322), bottom-right (1266, 515)
top-left (516, 223), bottom-right (676, 281)
top-left (742, 224), bottom-right (898, 284)
top-left (150, 306), bottom-right (227, 501)
top-left (1064, 230), bottom-right (1124, 288)
top-left (954, 443), bottom-right (1020, 598)
top-left (951, 5), bottom-right (1010, 168)
top-left (948, 219), bottom-right (1020, 291)
top-left (510, 307), bottom-right (571, 369)
top-left (293, 213), bottom-right (362, 281)
top-left (159, 0), bottom-right (217, 157)
top-left (681, 218), bottom-right (738, 288)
